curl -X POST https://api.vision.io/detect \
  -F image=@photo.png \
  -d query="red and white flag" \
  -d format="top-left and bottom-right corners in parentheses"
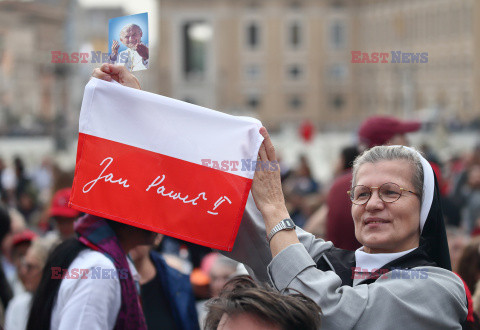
top-left (70, 78), bottom-right (263, 251)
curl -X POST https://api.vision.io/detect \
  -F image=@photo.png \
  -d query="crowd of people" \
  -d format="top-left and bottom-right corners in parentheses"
top-left (0, 64), bottom-right (479, 328)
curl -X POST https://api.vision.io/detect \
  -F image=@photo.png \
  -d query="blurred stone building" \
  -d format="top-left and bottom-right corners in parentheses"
top-left (0, 0), bottom-right (125, 149)
top-left (0, 0), bottom-right (69, 136)
top-left (352, 0), bottom-right (475, 129)
top-left (156, 0), bottom-right (478, 130)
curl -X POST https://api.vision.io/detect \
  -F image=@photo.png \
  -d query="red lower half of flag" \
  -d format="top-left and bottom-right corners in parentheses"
top-left (70, 133), bottom-right (252, 251)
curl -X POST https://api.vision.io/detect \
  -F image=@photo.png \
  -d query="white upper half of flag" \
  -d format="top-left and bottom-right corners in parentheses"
top-left (79, 78), bottom-right (264, 179)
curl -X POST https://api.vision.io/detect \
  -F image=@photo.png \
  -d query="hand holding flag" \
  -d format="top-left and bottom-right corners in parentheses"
top-left (92, 63), bottom-right (140, 89)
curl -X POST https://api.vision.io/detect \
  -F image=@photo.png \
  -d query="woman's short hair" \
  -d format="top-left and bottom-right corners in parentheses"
top-left (352, 145), bottom-right (424, 201)
top-left (204, 275), bottom-right (321, 330)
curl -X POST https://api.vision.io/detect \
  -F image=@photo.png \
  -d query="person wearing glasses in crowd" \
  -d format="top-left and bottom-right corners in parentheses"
top-left (90, 65), bottom-right (470, 328)
top-left (227, 137), bottom-right (470, 328)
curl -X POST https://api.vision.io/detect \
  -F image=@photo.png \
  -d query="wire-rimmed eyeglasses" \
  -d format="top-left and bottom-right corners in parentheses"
top-left (347, 182), bottom-right (419, 205)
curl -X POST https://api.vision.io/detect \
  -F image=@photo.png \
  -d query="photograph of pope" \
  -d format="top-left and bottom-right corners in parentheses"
top-left (109, 21), bottom-right (149, 72)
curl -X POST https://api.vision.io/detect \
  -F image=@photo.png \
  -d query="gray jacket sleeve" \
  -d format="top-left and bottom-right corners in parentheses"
top-left (224, 195), bottom-right (468, 329)
top-left (222, 194), bottom-right (333, 283)
top-left (269, 243), bottom-right (467, 329)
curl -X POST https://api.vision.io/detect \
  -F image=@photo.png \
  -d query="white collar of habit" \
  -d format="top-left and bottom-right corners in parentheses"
top-left (354, 247), bottom-right (417, 273)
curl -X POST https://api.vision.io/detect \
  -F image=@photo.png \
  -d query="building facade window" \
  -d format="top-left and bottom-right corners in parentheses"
top-left (288, 22), bottom-right (302, 48)
top-left (330, 20), bottom-right (346, 49)
top-left (331, 94), bottom-right (345, 110)
top-left (248, 1), bottom-right (260, 9)
top-left (289, 95), bottom-right (303, 110)
top-left (289, 1), bottom-right (301, 9)
top-left (245, 64), bottom-right (262, 80)
top-left (287, 64), bottom-right (303, 80)
top-left (246, 23), bottom-right (260, 49)
top-left (246, 95), bottom-right (260, 109)
top-left (328, 64), bottom-right (347, 81)
top-left (182, 21), bottom-right (212, 80)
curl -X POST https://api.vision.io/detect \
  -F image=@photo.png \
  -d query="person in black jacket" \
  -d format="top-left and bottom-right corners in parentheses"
top-left (130, 243), bottom-right (199, 330)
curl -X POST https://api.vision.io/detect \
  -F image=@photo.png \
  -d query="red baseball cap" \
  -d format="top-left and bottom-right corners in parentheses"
top-left (49, 188), bottom-right (80, 218)
top-left (12, 229), bottom-right (37, 247)
top-left (358, 116), bottom-right (421, 148)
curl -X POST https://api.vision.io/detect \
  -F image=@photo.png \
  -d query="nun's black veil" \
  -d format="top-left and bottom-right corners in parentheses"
top-left (419, 167), bottom-right (451, 271)
top-left (402, 145), bottom-right (451, 270)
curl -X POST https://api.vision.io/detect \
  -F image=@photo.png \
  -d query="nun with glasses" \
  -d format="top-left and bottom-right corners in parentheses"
top-left (225, 128), bottom-right (470, 329)
top-left (88, 65), bottom-right (470, 328)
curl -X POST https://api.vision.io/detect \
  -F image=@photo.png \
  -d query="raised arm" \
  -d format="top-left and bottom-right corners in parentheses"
top-left (222, 128), bottom-right (333, 282)
top-left (250, 128), bottom-right (301, 256)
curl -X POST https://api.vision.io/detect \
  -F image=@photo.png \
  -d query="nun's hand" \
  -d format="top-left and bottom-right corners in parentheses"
top-left (251, 128), bottom-right (290, 232)
top-left (92, 63), bottom-right (141, 90)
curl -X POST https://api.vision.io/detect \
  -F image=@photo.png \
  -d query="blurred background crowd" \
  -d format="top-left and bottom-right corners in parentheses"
top-left (2, 117), bottom-right (480, 327)
top-left (2, 0), bottom-right (480, 328)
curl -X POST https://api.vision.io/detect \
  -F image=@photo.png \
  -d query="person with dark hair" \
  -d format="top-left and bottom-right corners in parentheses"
top-left (27, 215), bottom-right (156, 330)
top-left (281, 154), bottom-right (320, 229)
top-left (0, 205), bottom-right (11, 247)
top-left (303, 145), bottom-right (359, 240)
top-left (26, 238), bottom-right (86, 330)
top-left (204, 276), bottom-right (321, 330)
top-left (339, 145), bottom-right (360, 174)
top-left (129, 243), bottom-right (199, 330)
top-left (0, 158), bottom-right (6, 203)
top-left (13, 156), bottom-right (32, 204)
top-left (0, 205), bottom-right (13, 323)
